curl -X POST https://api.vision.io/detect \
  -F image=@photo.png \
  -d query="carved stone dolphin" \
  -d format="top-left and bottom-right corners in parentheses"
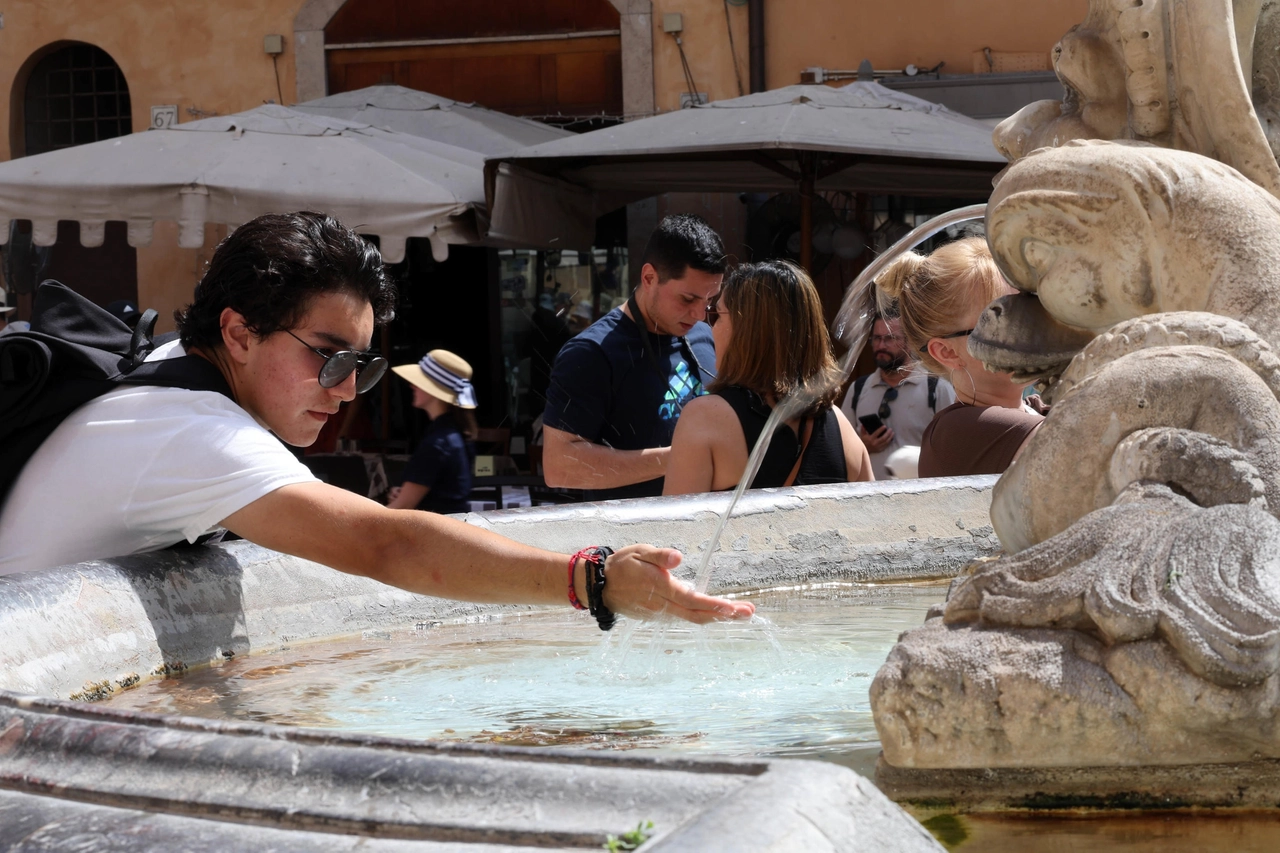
top-left (974, 140), bottom-right (1280, 383)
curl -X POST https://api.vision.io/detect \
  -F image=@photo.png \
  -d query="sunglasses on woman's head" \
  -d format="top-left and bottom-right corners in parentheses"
top-left (286, 329), bottom-right (388, 394)
top-left (919, 328), bottom-right (974, 354)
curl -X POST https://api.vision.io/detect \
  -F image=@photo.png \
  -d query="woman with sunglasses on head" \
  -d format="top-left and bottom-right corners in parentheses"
top-left (663, 260), bottom-right (871, 495)
top-left (876, 237), bottom-right (1047, 478)
top-left (386, 350), bottom-right (479, 514)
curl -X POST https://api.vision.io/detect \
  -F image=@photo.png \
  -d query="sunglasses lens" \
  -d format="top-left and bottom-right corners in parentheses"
top-left (318, 352), bottom-right (358, 389)
top-left (355, 357), bottom-right (388, 394)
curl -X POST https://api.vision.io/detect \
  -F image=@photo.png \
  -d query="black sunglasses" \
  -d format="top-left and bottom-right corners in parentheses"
top-left (287, 330), bottom-right (388, 394)
top-left (919, 328), bottom-right (974, 354)
top-left (878, 386), bottom-right (899, 421)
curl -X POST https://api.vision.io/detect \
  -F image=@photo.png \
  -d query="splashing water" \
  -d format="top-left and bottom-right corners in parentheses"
top-left (683, 204), bottom-right (991, 599)
top-left (610, 205), bottom-right (990, 660)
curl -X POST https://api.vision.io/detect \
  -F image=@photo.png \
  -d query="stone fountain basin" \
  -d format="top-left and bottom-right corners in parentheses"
top-left (0, 478), bottom-right (996, 852)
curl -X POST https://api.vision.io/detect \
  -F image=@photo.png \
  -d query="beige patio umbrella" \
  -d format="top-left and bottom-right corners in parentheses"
top-left (486, 81), bottom-right (1006, 270)
top-left (0, 104), bottom-right (490, 263)
top-left (294, 85), bottom-right (572, 156)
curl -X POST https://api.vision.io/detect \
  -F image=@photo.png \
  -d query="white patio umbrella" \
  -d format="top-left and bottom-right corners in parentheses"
top-left (486, 81), bottom-right (1006, 267)
top-left (294, 85), bottom-right (572, 156)
top-left (0, 104), bottom-right (490, 263)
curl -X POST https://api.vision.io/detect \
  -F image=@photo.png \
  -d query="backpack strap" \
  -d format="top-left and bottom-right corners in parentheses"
top-left (123, 353), bottom-right (235, 398)
top-left (850, 373), bottom-right (870, 412)
top-left (927, 375), bottom-right (938, 411)
top-left (128, 309), bottom-right (160, 369)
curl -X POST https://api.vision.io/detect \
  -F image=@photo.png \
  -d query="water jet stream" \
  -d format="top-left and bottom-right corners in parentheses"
top-left (689, 204), bottom-right (990, 596)
top-left (612, 205), bottom-right (989, 666)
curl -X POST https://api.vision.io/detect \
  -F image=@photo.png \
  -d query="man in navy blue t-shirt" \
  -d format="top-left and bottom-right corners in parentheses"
top-left (543, 215), bottom-right (725, 500)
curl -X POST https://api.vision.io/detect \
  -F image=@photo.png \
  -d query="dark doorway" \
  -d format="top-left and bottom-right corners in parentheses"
top-left (384, 242), bottom-right (501, 444)
top-left (12, 43), bottom-right (137, 308)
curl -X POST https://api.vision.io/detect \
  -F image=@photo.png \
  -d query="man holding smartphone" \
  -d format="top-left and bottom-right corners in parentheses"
top-left (841, 316), bottom-right (956, 479)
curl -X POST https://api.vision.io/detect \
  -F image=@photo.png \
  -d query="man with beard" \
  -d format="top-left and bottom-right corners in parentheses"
top-left (841, 316), bottom-right (955, 479)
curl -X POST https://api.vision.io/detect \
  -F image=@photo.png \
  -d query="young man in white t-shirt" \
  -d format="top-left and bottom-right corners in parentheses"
top-left (0, 213), bottom-right (752, 628)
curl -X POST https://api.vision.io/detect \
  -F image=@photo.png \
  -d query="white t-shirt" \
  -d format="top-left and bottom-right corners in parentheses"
top-left (0, 342), bottom-right (317, 575)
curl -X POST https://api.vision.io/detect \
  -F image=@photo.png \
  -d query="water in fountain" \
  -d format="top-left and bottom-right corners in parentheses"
top-left (103, 581), bottom-right (947, 775)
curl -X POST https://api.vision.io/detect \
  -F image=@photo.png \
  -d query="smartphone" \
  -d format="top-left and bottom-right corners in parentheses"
top-left (858, 414), bottom-right (884, 434)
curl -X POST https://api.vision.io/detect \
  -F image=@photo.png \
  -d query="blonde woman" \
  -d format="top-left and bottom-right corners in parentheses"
top-left (664, 261), bottom-right (871, 495)
top-left (876, 237), bottom-right (1046, 477)
top-left (387, 349), bottom-right (481, 514)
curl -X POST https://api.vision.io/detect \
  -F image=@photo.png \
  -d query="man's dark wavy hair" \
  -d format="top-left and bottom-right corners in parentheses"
top-left (639, 213), bottom-right (726, 283)
top-left (176, 211), bottom-right (396, 350)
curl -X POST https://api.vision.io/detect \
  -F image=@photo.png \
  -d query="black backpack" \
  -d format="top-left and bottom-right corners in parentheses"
top-left (0, 280), bottom-right (233, 506)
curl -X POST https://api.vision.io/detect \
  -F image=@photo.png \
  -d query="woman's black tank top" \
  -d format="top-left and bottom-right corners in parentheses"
top-left (715, 385), bottom-right (847, 488)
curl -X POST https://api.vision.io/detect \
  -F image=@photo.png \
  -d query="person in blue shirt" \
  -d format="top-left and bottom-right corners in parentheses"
top-left (542, 215), bottom-right (725, 501)
top-left (387, 349), bottom-right (478, 515)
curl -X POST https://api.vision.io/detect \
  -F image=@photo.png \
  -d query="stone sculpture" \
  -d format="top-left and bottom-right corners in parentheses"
top-left (992, 313), bottom-right (1280, 552)
top-left (873, 482), bottom-right (1280, 768)
top-left (970, 140), bottom-right (1280, 389)
top-left (875, 315), bottom-right (1280, 769)
top-left (993, 0), bottom-right (1280, 197)
top-left (871, 0), bottom-right (1280, 786)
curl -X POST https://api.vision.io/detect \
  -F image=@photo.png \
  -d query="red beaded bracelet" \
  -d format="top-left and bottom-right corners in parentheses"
top-left (567, 548), bottom-right (593, 610)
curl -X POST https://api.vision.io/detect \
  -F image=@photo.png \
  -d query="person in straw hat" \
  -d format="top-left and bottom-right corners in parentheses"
top-left (387, 350), bottom-right (480, 514)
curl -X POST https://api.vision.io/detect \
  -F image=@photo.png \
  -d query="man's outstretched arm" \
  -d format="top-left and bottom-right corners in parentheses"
top-left (222, 481), bottom-right (752, 624)
top-left (541, 424), bottom-right (669, 489)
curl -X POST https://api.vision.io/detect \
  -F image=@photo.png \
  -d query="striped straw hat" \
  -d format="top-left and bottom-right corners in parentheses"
top-left (391, 349), bottom-right (477, 409)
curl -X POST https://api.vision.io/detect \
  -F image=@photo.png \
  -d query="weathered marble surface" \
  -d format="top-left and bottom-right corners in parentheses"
top-left (875, 483), bottom-right (1280, 769)
top-left (973, 142), bottom-right (1280, 384)
top-left (992, 0), bottom-right (1280, 197)
top-left (992, 313), bottom-right (1280, 552)
top-left (873, 0), bottom-right (1280, 792)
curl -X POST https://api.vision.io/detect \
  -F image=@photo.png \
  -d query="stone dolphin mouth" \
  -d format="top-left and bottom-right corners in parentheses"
top-left (968, 292), bottom-right (1097, 386)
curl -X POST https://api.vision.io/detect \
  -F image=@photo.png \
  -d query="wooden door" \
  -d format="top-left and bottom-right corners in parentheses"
top-left (324, 0), bottom-right (622, 118)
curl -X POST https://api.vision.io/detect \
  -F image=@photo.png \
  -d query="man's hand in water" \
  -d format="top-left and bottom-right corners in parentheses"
top-left (599, 545), bottom-right (755, 624)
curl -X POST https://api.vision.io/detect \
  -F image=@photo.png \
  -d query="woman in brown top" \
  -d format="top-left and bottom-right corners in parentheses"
top-left (875, 237), bottom-right (1045, 477)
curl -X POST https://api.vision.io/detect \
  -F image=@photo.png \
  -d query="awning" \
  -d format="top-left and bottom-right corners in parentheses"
top-left (0, 105), bottom-right (492, 263)
top-left (486, 81), bottom-right (1006, 252)
top-left (293, 85), bottom-right (573, 156)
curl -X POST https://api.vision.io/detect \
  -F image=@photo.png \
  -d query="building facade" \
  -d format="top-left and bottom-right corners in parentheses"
top-left (0, 0), bottom-right (1086, 440)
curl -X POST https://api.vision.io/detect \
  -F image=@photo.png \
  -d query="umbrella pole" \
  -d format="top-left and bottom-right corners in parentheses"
top-left (799, 155), bottom-right (815, 274)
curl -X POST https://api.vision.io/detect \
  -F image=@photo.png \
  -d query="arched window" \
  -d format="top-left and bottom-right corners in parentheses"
top-left (7, 43), bottom-right (137, 311)
top-left (24, 43), bottom-right (131, 157)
